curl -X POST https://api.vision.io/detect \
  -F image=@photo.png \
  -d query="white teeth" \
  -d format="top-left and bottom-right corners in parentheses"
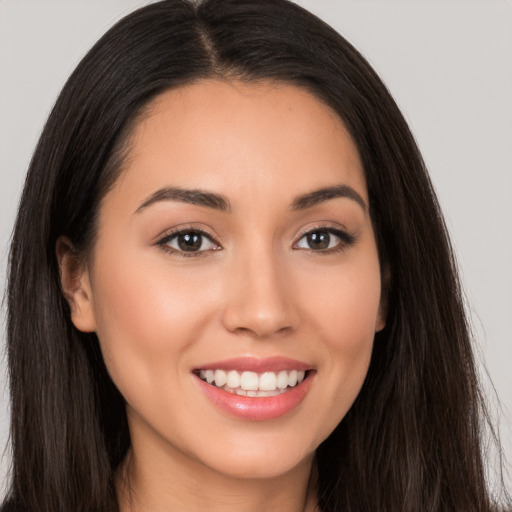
top-left (205, 369), bottom-right (215, 384)
top-left (226, 370), bottom-right (240, 389)
top-left (259, 372), bottom-right (277, 391)
top-left (240, 371), bottom-right (259, 391)
top-left (198, 368), bottom-right (308, 394)
top-left (214, 369), bottom-right (227, 387)
top-left (231, 388), bottom-right (287, 397)
top-left (276, 370), bottom-right (289, 389)
top-left (258, 389), bottom-right (285, 397)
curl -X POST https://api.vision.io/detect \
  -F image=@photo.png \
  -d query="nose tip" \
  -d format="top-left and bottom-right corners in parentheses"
top-left (225, 310), bottom-right (293, 339)
top-left (221, 258), bottom-right (298, 338)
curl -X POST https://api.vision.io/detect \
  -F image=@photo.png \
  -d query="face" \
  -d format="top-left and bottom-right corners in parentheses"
top-left (66, 80), bottom-right (385, 481)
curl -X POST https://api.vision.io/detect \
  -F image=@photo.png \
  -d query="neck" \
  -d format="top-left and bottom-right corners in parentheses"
top-left (116, 444), bottom-right (318, 512)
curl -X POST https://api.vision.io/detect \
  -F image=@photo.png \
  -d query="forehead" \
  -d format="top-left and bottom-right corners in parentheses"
top-left (108, 79), bottom-right (367, 210)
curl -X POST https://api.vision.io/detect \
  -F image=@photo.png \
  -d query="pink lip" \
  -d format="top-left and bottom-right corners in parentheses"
top-left (193, 357), bottom-right (315, 421)
top-left (194, 356), bottom-right (312, 373)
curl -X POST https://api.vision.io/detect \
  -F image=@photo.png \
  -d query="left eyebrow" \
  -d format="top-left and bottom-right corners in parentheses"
top-left (290, 184), bottom-right (367, 212)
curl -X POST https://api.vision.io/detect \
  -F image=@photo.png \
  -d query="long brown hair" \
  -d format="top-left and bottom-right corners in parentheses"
top-left (3, 1), bottom-right (510, 510)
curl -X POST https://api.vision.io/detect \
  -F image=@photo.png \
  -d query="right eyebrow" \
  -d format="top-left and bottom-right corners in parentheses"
top-left (134, 186), bottom-right (232, 214)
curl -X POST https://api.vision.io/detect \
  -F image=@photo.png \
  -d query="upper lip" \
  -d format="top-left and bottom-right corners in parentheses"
top-left (193, 356), bottom-right (313, 373)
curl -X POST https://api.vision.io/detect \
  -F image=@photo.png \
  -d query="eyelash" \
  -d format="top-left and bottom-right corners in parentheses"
top-left (293, 224), bottom-right (356, 255)
top-left (156, 226), bottom-right (220, 258)
top-left (156, 224), bottom-right (356, 257)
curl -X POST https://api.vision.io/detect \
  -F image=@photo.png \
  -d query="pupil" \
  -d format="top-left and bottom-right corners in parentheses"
top-left (307, 231), bottom-right (330, 250)
top-left (178, 232), bottom-right (202, 251)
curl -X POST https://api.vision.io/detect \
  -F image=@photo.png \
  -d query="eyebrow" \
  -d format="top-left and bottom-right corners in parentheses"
top-left (290, 184), bottom-right (367, 212)
top-left (135, 183), bottom-right (366, 215)
top-left (135, 187), bottom-right (231, 213)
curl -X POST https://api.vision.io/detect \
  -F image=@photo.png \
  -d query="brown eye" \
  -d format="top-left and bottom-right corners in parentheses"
top-left (177, 232), bottom-right (203, 251)
top-left (295, 228), bottom-right (354, 252)
top-left (161, 230), bottom-right (218, 253)
top-left (305, 231), bottom-right (331, 250)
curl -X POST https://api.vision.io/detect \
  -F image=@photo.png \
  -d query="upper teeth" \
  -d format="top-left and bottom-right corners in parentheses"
top-left (198, 369), bottom-right (306, 391)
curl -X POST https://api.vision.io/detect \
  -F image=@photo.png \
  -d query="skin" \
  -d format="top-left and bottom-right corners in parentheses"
top-left (59, 80), bottom-right (385, 512)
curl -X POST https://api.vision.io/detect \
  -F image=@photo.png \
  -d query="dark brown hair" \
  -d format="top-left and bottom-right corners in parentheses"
top-left (3, 1), bottom-right (510, 511)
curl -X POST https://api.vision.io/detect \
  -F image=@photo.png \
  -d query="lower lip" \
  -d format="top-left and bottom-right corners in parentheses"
top-left (195, 373), bottom-right (314, 421)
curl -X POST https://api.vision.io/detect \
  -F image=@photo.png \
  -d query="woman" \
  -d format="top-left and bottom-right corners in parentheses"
top-left (1, 0), bottom-right (510, 510)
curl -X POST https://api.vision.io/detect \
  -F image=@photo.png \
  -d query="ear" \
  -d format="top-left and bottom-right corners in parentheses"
top-left (375, 302), bottom-right (386, 333)
top-left (56, 236), bottom-right (97, 332)
top-left (375, 266), bottom-right (390, 333)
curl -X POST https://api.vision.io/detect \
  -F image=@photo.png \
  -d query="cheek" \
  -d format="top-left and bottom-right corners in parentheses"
top-left (89, 250), bottom-right (218, 394)
top-left (308, 253), bottom-right (382, 348)
top-left (300, 251), bottom-right (381, 423)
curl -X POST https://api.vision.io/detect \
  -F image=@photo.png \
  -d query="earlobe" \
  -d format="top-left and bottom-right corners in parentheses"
top-left (375, 305), bottom-right (386, 333)
top-left (375, 266), bottom-right (390, 333)
top-left (56, 237), bottom-right (97, 333)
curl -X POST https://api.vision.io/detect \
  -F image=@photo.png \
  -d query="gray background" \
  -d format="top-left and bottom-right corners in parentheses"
top-left (1, 0), bottom-right (511, 496)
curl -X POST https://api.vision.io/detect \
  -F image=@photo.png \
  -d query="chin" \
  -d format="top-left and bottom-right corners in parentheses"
top-left (187, 429), bottom-right (318, 481)
top-left (205, 450), bottom-right (314, 481)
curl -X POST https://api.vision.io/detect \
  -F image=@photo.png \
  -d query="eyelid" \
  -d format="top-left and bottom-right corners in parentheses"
top-left (153, 222), bottom-right (355, 256)
top-left (294, 222), bottom-right (352, 240)
top-left (292, 223), bottom-right (356, 252)
top-left (155, 224), bottom-right (222, 256)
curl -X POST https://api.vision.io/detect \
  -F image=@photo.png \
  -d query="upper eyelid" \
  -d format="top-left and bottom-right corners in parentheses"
top-left (156, 225), bottom-right (219, 244)
top-left (156, 228), bottom-right (221, 257)
top-left (295, 223), bottom-right (351, 239)
top-left (293, 224), bottom-right (357, 249)
top-left (154, 222), bottom-right (354, 249)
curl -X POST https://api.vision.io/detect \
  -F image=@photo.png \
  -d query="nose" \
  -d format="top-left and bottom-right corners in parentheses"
top-left (221, 248), bottom-right (299, 338)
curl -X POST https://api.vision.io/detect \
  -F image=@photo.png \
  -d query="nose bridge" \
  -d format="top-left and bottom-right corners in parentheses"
top-left (221, 238), bottom-right (297, 337)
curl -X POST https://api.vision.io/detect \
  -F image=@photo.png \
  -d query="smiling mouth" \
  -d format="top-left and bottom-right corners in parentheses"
top-left (194, 369), bottom-right (309, 397)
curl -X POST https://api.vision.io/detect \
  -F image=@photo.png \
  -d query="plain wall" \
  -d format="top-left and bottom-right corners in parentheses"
top-left (1, 0), bottom-right (511, 497)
